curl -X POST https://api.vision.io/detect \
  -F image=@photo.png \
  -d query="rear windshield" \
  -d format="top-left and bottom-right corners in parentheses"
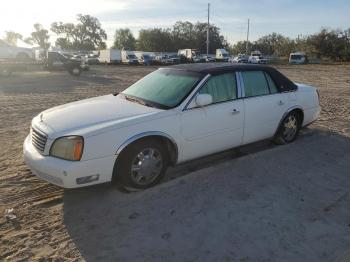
top-left (122, 69), bottom-right (203, 108)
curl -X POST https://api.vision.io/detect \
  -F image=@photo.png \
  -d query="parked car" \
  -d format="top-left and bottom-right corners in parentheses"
top-left (289, 52), bottom-right (308, 64)
top-left (121, 51), bottom-right (138, 64)
top-left (86, 54), bottom-right (100, 65)
top-left (248, 51), bottom-right (267, 64)
top-left (0, 39), bottom-right (34, 60)
top-left (23, 64), bottom-right (321, 189)
top-left (167, 54), bottom-right (180, 64)
top-left (231, 54), bottom-right (249, 63)
top-left (216, 49), bottom-right (230, 62)
top-left (178, 49), bottom-right (204, 63)
top-left (155, 54), bottom-right (176, 65)
top-left (138, 54), bottom-right (153, 65)
top-left (203, 55), bottom-right (216, 62)
top-left (71, 54), bottom-right (90, 70)
top-left (248, 54), bottom-right (267, 64)
top-left (44, 51), bottom-right (88, 76)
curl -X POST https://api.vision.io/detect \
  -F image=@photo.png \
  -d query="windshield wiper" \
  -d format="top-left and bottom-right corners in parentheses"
top-left (121, 94), bottom-right (170, 110)
top-left (123, 94), bottom-right (148, 106)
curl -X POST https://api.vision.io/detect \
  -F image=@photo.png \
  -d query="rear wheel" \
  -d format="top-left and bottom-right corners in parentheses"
top-left (273, 111), bottom-right (301, 145)
top-left (115, 139), bottom-right (169, 190)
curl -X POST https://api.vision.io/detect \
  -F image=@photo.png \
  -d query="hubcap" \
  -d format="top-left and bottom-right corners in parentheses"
top-left (283, 115), bottom-right (298, 141)
top-left (130, 148), bottom-right (163, 186)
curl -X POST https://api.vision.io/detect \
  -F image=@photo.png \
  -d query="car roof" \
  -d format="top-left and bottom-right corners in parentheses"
top-left (167, 63), bottom-right (271, 74)
top-left (164, 63), bottom-right (298, 92)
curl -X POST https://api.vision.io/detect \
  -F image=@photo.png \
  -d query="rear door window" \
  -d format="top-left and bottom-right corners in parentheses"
top-left (242, 71), bottom-right (270, 97)
top-left (264, 72), bottom-right (278, 94)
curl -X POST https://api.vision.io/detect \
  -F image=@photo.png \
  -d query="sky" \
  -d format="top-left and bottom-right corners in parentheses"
top-left (0, 0), bottom-right (349, 48)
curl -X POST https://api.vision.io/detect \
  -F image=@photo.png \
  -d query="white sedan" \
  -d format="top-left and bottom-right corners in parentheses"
top-left (23, 64), bottom-right (321, 189)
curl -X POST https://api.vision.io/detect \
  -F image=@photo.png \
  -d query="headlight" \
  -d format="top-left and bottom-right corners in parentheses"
top-left (50, 136), bottom-right (84, 161)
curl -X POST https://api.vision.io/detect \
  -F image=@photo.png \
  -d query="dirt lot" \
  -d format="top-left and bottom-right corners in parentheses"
top-left (0, 64), bottom-right (350, 261)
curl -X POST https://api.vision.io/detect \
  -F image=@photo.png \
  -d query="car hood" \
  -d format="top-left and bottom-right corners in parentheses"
top-left (34, 94), bottom-right (162, 138)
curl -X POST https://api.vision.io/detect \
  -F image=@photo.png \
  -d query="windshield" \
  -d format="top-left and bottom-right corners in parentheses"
top-left (128, 54), bottom-right (137, 59)
top-left (122, 69), bottom-right (203, 109)
top-left (291, 55), bottom-right (303, 60)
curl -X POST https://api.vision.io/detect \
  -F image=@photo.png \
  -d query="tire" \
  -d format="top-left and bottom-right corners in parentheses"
top-left (115, 139), bottom-right (169, 190)
top-left (273, 111), bottom-right (301, 145)
top-left (68, 66), bottom-right (82, 76)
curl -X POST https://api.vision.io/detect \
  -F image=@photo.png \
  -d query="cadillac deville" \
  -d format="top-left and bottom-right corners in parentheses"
top-left (23, 64), bottom-right (321, 189)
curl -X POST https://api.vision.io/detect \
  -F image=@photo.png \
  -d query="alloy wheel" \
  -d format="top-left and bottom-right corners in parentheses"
top-left (130, 147), bottom-right (163, 186)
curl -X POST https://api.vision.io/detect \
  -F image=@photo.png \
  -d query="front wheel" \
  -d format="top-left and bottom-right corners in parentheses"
top-left (115, 139), bottom-right (169, 190)
top-left (68, 66), bottom-right (82, 76)
top-left (273, 111), bottom-right (301, 145)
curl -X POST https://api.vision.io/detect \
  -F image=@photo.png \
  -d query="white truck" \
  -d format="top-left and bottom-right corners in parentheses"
top-left (248, 50), bottom-right (267, 64)
top-left (121, 50), bottom-right (138, 65)
top-left (99, 49), bottom-right (121, 64)
top-left (0, 39), bottom-right (34, 60)
top-left (215, 49), bottom-right (230, 62)
top-left (178, 49), bottom-right (204, 63)
top-left (289, 52), bottom-right (308, 64)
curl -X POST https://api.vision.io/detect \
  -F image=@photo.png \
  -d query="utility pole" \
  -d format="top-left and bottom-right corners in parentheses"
top-left (245, 18), bottom-right (250, 55)
top-left (207, 3), bottom-right (210, 55)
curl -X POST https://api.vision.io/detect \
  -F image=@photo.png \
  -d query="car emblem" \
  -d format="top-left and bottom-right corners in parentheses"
top-left (40, 114), bottom-right (44, 122)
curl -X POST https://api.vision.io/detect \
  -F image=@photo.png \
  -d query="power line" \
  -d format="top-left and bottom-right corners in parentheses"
top-left (207, 3), bottom-right (210, 55)
top-left (246, 18), bottom-right (250, 54)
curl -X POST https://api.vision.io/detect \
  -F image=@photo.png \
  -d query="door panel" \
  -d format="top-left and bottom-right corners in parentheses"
top-left (180, 100), bottom-right (244, 160)
top-left (243, 94), bottom-right (288, 144)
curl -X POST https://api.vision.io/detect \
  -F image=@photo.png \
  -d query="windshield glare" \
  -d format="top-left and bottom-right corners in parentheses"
top-left (122, 69), bottom-right (203, 108)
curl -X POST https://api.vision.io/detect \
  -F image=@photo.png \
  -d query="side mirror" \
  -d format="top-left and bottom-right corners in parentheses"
top-left (195, 94), bottom-right (213, 107)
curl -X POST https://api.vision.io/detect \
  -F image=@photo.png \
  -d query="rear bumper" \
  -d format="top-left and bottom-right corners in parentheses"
top-left (302, 105), bottom-right (321, 127)
top-left (23, 135), bottom-right (116, 188)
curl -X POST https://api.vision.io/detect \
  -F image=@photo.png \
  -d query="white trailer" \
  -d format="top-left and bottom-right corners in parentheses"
top-left (99, 49), bottom-right (121, 64)
top-left (215, 49), bottom-right (230, 62)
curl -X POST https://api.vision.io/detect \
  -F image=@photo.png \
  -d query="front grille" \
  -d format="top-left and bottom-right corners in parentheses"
top-left (31, 127), bottom-right (48, 153)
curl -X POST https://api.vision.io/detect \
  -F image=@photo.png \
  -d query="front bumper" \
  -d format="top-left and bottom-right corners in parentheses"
top-left (23, 135), bottom-right (116, 188)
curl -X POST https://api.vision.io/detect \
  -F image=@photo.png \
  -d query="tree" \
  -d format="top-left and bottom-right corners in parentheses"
top-left (25, 24), bottom-right (50, 50)
top-left (171, 21), bottom-right (227, 53)
top-left (136, 21), bottom-right (228, 53)
top-left (113, 29), bottom-right (136, 50)
top-left (51, 14), bottom-right (107, 50)
top-left (137, 28), bottom-right (173, 51)
top-left (4, 31), bottom-right (22, 46)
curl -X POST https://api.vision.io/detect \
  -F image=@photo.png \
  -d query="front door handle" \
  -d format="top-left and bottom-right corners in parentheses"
top-left (278, 100), bottom-right (284, 106)
top-left (232, 109), bottom-right (240, 114)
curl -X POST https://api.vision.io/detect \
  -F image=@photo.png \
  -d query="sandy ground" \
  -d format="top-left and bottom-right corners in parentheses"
top-left (0, 64), bottom-right (350, 261)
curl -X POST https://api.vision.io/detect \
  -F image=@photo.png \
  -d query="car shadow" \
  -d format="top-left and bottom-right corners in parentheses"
top-left (63, 128), bottom-right (350, 261)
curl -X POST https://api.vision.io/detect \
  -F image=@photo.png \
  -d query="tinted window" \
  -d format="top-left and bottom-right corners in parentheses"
top-left (242, 71), bottom-right (269, 97)
top-left (199, 73), bottom-right (237, 103)
top-left (122, 69), bottom-right (202, 108)
top-left (265, 72), bottom-right (278, 94)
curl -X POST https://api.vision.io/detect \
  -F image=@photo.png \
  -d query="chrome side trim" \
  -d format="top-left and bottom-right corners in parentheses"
top-left (238, 72), bottom-right (246, 98)
top-left (236, 72), bottom-right (245, 98)
top-left (182, 74), bottom-right (211, 111)
top-left (115, 131), bottom-right (179, 163)
top-left (274, 105), bottom-right (304, 136)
